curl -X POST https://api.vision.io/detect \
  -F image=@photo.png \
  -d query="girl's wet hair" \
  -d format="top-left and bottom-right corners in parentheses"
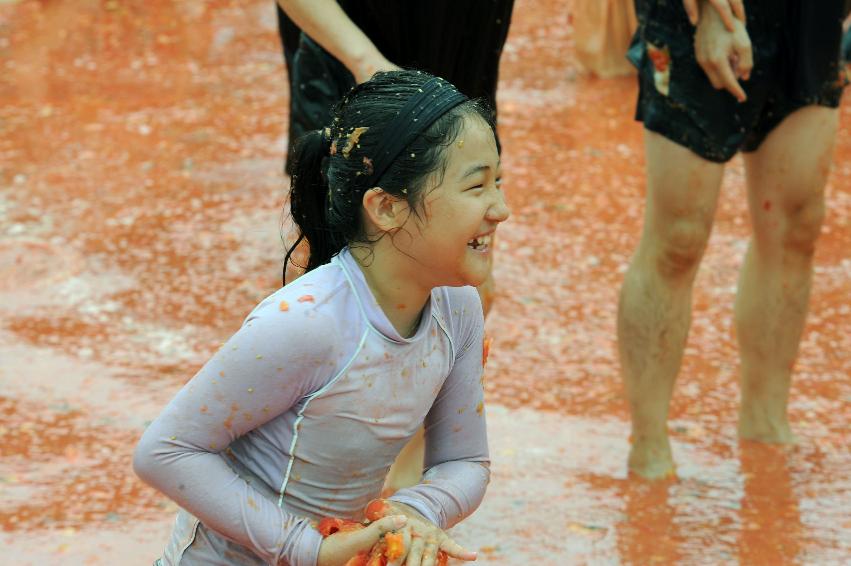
top-left (284, 70), bottom-right (495, 284)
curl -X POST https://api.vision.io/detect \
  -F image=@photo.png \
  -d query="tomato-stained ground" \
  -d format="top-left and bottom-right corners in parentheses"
top-left (1, 0), bottom-right (849, 563)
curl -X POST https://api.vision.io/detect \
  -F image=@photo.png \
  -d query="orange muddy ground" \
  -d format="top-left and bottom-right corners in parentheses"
top-left (1, 1), bottom-right (850, 564)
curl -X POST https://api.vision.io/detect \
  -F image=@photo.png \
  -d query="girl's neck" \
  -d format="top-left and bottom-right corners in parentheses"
top-left (350, 245), bottom-right (431, 338)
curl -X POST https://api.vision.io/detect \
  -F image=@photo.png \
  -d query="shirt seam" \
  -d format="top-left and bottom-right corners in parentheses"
top-left (431, 298), bottom-right (456, 375)
top-left (276, 327), bottom-right (370, 507)
top-left (174, 515), bottom-right (201, 564)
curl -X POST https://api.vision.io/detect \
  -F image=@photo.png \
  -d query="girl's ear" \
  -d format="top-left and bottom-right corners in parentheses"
top-left (361, 187), bottom-right (410, 232)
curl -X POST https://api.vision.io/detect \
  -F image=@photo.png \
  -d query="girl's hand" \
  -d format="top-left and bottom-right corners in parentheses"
top-left (369, 500), bottom-right (478, 566)
top-left (683, 0), bottom-right (745, 32)
top-left (316, 515), bottom-right (407, 566)
top-left (693, 0), bottom-right (753, 102)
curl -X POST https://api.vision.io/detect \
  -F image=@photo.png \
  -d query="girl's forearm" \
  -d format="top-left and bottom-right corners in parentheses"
top-left (388, 460), bottom-right (491, 529)
top-left (133, 432), bottom-right (322, 565)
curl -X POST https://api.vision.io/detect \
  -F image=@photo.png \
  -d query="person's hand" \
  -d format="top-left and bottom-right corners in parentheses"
top-left (351, 54), bottom-right (401, 84)
top-left (693, 0), bottom-right (752, 102)
top-left (683, 0), bottom-right (745, 32)
top-left (367, 500), bottom-right (477, 566)
top-left (316, 514), bottom-right (407, 566)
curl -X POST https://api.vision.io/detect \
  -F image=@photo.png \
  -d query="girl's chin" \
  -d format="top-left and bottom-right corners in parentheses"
top-left (434, 269), bottom-right (487, 289)
top-left (424, 254), bottom-right (490, 288)
top-left (460, 268), bottom-right (490, 288)
top-left (465, 256), bottom-right (492, 283)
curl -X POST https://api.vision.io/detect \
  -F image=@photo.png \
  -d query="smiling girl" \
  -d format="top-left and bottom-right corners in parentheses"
top-left (133, 70), bottom-right (509, 566)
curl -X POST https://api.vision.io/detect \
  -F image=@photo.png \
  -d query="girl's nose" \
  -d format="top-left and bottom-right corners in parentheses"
top-left (487, 190), bottom-right (511, 223)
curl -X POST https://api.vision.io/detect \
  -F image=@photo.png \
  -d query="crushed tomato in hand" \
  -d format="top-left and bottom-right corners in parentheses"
top-left (344, 551), bottom-right (369, 566)
top-left (318, 501), bottom-right (450, 565)
top-left (365, 499), bottom-right (390, 522)
top-left (384, 532), bottom-right (405, 561)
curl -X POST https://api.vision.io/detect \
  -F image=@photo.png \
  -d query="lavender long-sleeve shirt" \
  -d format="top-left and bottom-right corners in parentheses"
top-left (133, 248), bottom-right (490, 566)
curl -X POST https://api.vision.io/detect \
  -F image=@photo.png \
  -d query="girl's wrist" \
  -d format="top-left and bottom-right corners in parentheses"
top-left (364, 497), bottom-right (392, 521)
top-left (366, 498), bottom-right (430, 526)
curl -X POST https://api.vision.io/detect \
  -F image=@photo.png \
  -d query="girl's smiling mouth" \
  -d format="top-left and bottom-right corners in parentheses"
top-left (467, 232), bottom-right (494, 252)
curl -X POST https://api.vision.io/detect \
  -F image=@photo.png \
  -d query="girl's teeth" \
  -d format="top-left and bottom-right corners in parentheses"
top-left (468, 234), bottom-right (492, 249)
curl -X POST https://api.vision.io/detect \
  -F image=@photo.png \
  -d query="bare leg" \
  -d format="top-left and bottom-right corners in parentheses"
top-left (618, 130), bottom-right (725, 478)
top-left (383, 427), bottom-right (424, 494)
top-left (736, 106), bottom-right (838, 442)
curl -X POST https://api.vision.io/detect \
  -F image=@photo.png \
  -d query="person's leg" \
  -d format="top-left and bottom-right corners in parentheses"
top-left (618, 130), bottom-right (725, 478)
top-left (736, 106), bottom-right (838, 442)
top-left (382, 427), bottom-right (425, 494)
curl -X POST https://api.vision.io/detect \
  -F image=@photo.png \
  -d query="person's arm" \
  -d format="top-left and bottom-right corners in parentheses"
top-left (276, 0), bottom-right (398, 83)
top-left (693, 0), bottom-right (753, 102)
top-left (683, 0), bottom-right (745, 31)
top-left (133, 296), bottom-right (337, 566)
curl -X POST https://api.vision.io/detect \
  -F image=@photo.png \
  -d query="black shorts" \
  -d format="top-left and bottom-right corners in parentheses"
top-left (629, 0), bottom-right (848, 163)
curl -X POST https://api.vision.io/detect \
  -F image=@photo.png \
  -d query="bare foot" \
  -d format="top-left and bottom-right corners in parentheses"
top-left (627, 435), bottom-right (677, 480)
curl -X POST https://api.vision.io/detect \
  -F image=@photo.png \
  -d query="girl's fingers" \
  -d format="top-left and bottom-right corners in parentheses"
top-left (439, 536), bottom-right (478, 561)
top-left (347, 515), bottom-right (407, 550)
top-left (371, 514), bottom-right (407, 535)
top-left (317, 516), bottom-right (406, 566)
top-left (421, 539), bottom-right (439, 566)
top-left (385, 526), bottom-right (412, 566)
top-left (406, 535), bottom-right (425, 566)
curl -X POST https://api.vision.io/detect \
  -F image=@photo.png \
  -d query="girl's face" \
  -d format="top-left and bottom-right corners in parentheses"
top-left (399, 115), bottom-right (510, 288)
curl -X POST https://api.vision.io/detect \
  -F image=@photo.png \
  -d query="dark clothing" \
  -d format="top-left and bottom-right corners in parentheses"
top-left (629, 0), bottom-right (847, 162)
top-left (275, 7), bottom-right (301, 75)
top-left (337, 0), bottom-right (514, 114)
top-left (277, 1), bottom-right (515, 172)
top-left (288, 35), bottom-right (355, 167)
top-left (276, 7), bottom-right (302, 173)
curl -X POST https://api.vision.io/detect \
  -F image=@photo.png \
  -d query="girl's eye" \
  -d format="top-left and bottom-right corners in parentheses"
top-left (495, 177), bottom-right (503, 188)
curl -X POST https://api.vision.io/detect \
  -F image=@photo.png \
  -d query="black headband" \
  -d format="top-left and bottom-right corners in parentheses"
top-left (363, 76), bottom-right (468, 187)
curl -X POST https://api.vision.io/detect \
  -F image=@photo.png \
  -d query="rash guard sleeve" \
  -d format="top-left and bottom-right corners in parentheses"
top-left (133, 296), bottom-right (338, 566)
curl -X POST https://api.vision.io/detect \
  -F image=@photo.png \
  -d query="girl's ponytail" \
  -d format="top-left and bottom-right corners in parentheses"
top-left (284, 128), bottom-right (344, 284)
